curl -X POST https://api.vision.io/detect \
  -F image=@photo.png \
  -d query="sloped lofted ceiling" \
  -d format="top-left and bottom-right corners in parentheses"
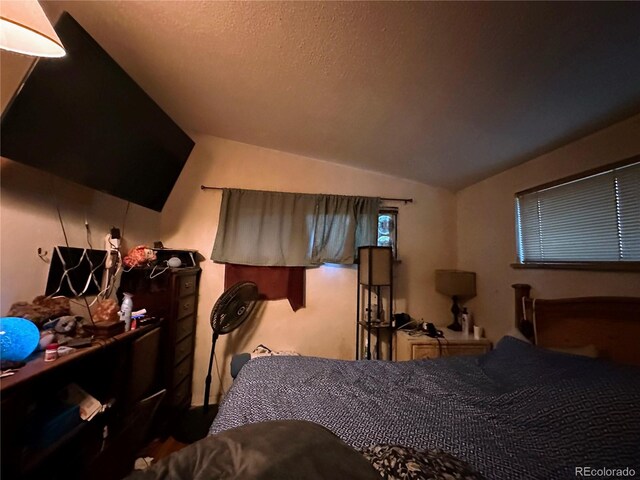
top-left (39, 1), bottom-right (640, 190)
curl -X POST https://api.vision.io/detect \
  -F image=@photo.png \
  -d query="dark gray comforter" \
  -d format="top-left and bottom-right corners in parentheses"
top-left (210, 337), bottom-right (640, 479)
top-left (127, 420), bottom-right (381, 480)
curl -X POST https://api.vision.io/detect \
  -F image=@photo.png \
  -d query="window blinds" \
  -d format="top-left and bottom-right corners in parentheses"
top-left (516, 161), bottom-right (640, 263)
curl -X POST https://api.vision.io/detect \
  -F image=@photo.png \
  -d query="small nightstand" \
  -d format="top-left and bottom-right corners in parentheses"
top-left (393, 329), bottom-right (491, 361)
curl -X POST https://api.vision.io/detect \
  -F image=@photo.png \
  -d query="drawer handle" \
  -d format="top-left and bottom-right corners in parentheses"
top-left (183, 303), bottom-right (191, 310)
top-left (184, 282), bottom-right (192, 289)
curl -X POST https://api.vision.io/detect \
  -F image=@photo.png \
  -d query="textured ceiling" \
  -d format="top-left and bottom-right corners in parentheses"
top-left (39, 1), bottom-right (640, 190)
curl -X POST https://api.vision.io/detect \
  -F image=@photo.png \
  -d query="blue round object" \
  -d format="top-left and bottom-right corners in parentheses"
top-left (0, 317), bottom-right (40, 361)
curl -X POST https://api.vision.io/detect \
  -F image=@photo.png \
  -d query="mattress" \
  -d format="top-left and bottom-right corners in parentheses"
top-left (210, 337), bottom-right (640, 479)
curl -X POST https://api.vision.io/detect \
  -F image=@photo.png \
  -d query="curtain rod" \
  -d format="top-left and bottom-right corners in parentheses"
top-left (200, 185), bottom-right (413, 204)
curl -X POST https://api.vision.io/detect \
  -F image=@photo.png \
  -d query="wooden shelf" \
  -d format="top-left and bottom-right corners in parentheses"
top-left (358, 320), bottom-right (392, 329)
top-left (22, 420), bottom-right (93, 474)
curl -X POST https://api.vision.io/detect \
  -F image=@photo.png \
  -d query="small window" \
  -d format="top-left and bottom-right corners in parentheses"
top-left (377, 208), bottom-right (398, 258)
top-left (514, 157), bottom-right (639, 270)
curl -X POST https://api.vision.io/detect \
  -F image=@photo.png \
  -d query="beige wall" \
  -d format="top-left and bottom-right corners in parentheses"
top-left (160, 135), bottom-right (457, 404)
top-left (456, 114), bottom-right (640, 342)
top-left (0, 160), bottom-right (162, 314)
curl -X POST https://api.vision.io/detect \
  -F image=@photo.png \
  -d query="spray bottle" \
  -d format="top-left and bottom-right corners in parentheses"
top-left (120, 292), bottom-right (133, 331)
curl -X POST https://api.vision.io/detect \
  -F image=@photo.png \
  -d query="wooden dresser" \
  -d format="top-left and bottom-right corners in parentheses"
top-left (394, 329), bottom-right (491, 361)
top-left (1, 324), bottom-right (162, 480)
top-left (119, 266), bottom-right (201, 415)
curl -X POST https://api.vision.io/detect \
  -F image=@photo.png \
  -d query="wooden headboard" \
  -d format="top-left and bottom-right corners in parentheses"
top-left (512, 284), bottom-right (640, 366)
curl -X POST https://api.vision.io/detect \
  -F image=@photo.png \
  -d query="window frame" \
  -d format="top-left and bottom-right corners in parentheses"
top-left (512, 155), bottom-right (640, 272)
top-left (377, 207), bottom-right (399, 260)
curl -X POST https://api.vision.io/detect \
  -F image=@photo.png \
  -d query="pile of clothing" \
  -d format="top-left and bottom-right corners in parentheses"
top-left (230, 344), bottom-right (299, 378)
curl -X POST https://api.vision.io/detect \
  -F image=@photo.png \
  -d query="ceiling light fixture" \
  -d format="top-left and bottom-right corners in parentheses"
top-left (0, 0), bottom-right (65, 57)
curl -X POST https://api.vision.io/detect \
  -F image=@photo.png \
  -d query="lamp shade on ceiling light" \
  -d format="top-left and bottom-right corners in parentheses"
top-left (0, 0), bottom-right (65, 57)
top-left (435, 270), bottom-right (476, 298)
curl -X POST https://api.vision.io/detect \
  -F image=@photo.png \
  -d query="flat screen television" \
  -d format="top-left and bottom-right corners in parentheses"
top-left (0, 12), bottom-right (194, 212)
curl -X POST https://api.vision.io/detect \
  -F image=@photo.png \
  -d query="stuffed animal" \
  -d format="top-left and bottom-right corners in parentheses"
top-left (6, 295), bottom-right (71, 327)
top-left (123, 245), bottom-right (156, 268)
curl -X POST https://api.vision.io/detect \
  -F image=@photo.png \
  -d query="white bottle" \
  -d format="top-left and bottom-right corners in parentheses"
top-left (120, 292), bottom-right (133, 331)
top-left (461, 308), bottom-right (470, 337)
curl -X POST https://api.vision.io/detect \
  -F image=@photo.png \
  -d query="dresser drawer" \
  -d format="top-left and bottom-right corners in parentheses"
top-left (177, 296), bottom-right (195, 318)
top-left (173, 357), bottom-right (192, 388)
top-left (171, 377), bottom-right (191, 407)
top-left (175, 334), bottom-right (194, 366)
top-left (119, 266), bottom-right (200, 431)
top-left (178, 274), bottom-right (197, 298)
top-left (412, 345), bottom-right (440, 360)
top-left (412, 343), bottom-right (489, 360)
top-left (175, 314), bottom-right (195, 343)
top-left (441, 344), bottom-right (489, 357)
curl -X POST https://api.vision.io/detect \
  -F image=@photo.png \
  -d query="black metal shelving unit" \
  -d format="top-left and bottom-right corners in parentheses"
top-left (356, 246), bottom-right (393, 360)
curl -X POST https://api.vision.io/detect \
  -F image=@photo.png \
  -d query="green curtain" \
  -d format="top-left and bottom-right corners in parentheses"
top-left (211, 189), bottom-right (380, 266)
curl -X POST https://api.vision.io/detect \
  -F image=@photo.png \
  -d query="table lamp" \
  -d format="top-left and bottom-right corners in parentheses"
top-left (359, 246), bottom-right (392, 287)
top-left (435, 270), bottom-right (476, 331)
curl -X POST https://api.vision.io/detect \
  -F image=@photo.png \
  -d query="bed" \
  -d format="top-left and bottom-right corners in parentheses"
top-left (131, 286), bottom-right (640, 479)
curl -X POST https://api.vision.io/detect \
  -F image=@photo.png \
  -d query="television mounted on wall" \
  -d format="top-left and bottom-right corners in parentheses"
top-left (0, 12), bottom-right (195, 212)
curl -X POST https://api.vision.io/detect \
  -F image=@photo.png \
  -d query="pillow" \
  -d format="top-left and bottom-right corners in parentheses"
top-left (125, 420), bottom-right (380, 480)
top-left (546, 344), bottom-right (599, 358)
top-left (504, 327), bottom-right (531, 344)
top-left (478, 336), bottom-right (601, 389)
top-left (230, 352), bottom-right (251, 378)
top-left (358, 444), bottom-right (485, 480)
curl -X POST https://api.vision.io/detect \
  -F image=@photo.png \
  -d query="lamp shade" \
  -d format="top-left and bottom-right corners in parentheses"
top-left (359, 246), bottom-right (392, 286)
top-left (0, 1), bottom-right (65, 57)
top-left (0, 316), bottom-right (40, 361)
top-left (435, 270), bottom-right (476, 297)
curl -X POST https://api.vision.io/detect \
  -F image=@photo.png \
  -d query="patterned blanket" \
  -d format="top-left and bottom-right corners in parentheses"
top-left (210, 337), bottom-right (640, 479)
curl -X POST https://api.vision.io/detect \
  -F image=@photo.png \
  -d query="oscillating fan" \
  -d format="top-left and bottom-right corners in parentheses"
top-left (203, 281), bottom-right (259, 412)
top-left (172, 281), bottom-right (259, 443)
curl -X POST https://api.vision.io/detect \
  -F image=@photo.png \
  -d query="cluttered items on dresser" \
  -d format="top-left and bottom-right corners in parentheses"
top-left (1, 296), bottom-right (160, 371)
top-left (123, 245), bottom-right (198, 270)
